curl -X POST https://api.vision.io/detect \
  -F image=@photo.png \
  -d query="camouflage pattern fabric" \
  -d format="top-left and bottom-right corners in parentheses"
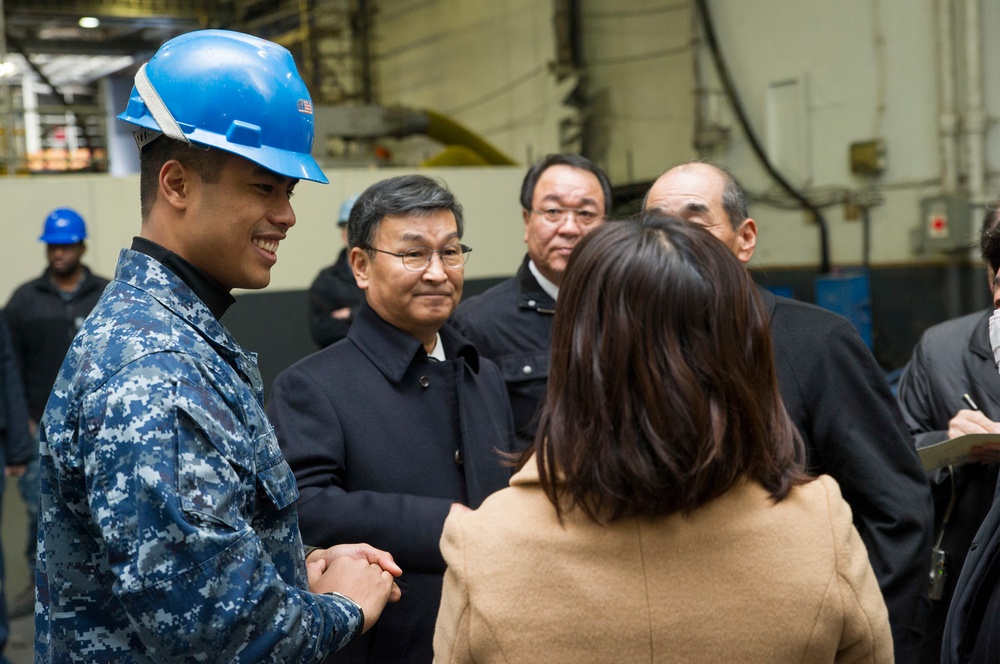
top-left (36, 249), bottom-right (361, 663)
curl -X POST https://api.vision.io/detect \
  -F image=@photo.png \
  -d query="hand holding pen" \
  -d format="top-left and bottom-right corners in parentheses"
top-left (951, 393), bottom-right (1000, 464)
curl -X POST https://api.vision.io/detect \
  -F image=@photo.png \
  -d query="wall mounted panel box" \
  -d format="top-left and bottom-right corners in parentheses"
top-left (815, 271), bottom-right (873, 350)
top-left (919, 195), bottom-right (973, 253)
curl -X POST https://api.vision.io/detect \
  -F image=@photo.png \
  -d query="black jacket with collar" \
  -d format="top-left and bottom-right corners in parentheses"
top-left (897, 309), bottom-right (1000, 663)
top-left (5, 266), bottom-right (109, 420)
top-left (307, 248), bottom-right (365, 349)
top-left (760, 287), bottom-right (933, 664)
top-left (942, 472), bottom-right (1000, 664)
top-left (268, 302), bottom-right (515, 664)
top-left (451, 255), bottom-right (554, 448)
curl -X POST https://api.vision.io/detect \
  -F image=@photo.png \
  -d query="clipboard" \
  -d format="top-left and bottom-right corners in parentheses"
top-left (917, 433), bottom-right (1000, 471)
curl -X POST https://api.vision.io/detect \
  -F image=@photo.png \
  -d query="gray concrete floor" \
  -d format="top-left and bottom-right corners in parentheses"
top-left (3, 478), bottom-right (34, 664)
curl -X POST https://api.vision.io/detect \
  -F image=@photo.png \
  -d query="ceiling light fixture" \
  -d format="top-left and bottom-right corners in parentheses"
top-left (0, 62), bottom-right (15, 76)
top-left (78, 17), bottom-right (100, 29)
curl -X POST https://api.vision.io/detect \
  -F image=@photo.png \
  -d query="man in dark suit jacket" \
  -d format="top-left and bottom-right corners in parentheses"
top-left (644, 161), bottom-right (933, 664)
top-left (897, 204), bottom-right (999, 664)
top-left (941, 206), bottom-right (1000, 664)
top-left (268, 175), bottom-right (515, 664)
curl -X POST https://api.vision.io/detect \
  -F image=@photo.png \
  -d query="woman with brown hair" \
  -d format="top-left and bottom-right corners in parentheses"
top-left (433, 215), bottom-right (893, 663)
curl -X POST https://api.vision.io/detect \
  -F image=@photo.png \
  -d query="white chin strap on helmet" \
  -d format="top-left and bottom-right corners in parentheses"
top-left (132, 62), bottom-right (191, 150)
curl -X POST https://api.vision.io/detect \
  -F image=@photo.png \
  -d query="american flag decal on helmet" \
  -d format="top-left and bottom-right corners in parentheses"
top-left (297, 99), bottom-right (313, 114)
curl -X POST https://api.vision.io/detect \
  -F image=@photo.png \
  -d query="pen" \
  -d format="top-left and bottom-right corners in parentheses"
top-left (963, 393), bottom-right (979, 410)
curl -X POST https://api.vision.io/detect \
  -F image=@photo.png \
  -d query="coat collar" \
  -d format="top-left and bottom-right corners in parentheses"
top-left (516, 254), bottom-right (556, 314)
top-left (114, 248), bottom-right (247, 365)
top-left (757, 284), bottom-right (779, 320)
top-left (968, 309), bottom-right (994, 361)
top-left (348, 302), bottom-right (480, 384)
top-left (510, 452), bottom-right (543, 486)
top-left (967, 309), bottom-right (1000, 411)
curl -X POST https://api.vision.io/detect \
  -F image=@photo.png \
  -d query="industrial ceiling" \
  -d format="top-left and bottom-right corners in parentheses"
top-left (0, 0), bottom-right (235, 87)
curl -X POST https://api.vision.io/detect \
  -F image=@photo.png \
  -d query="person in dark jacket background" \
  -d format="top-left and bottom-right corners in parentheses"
top-left (941, 205), bottom-right (1000, 664)
top-left (4, 207), bottom-right (109, 618)
top-left (269, 175), bottom-right (516, 664)
top-left (308, 193), bottom-right (365, 348)
top-left (451, 154), bottom-right (612, 447)
top-left (0, 309), bottom-right (33, 661)
top-left (643, 161), bottom-right (933, 664)
top-left (897, 203), bottom-right (1000, 664)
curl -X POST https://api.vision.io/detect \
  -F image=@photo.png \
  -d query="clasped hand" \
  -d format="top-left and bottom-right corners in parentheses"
top-left (306, 543), bottom-right (403, 633)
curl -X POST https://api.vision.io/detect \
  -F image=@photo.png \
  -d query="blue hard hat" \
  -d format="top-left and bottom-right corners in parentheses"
top-left (338, 193), bottom-right (360, 225)
top-left (39, 208), bottom-right (87, 244)
top-left (117, 29), bottom-right (329, 184)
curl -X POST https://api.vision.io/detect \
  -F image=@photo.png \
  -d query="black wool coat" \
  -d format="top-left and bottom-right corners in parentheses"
top-left (897, 309), bottom-right (1000, 663)
top-left (762, 288), bottom-right (933, 664)
top-left (268, 302), bottom-right (515, 664)
top-left (451, 255), bottom-right (553, 448)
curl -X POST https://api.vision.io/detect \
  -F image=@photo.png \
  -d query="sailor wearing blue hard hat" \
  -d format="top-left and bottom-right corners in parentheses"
top-left (3, 204), bottom-right (110, 624)
top-left (38, 207), bottom-right (92, 281)
top-left (36, 29), bottom-right (400, 662)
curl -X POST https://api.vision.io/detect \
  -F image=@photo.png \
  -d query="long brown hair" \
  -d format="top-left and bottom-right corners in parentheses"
top-left (530, 215), bottom-right (808, 523)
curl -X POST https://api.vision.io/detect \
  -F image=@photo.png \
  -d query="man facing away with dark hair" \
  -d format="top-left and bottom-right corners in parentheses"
top-left (898, 203), bottom-right (1000, 663)
top-left (267, 174), bottom-right (516, 664)
top-left (451, 153), bottom-right (612, 448)
top-left (644, 161), bottom-right (933, 664)
top-left (36, 29), bottom-right (399, 662)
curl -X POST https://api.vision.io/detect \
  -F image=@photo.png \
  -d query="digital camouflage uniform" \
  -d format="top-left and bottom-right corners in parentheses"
top-left (36, 248), bottom-right (362, 663)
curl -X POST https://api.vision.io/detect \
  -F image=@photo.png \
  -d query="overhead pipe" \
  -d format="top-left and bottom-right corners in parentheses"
top-left (694, 0), bottom-right (830, 273)
top-left (420, 109), bottom-right (516, 166)
top-left (936, 0), bottom-right (960, 192)
top-left (962, 0), bottom-right (986, 198)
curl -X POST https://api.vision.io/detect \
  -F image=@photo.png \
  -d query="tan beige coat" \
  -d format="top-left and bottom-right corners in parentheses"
top-left (434, 462), bottom-right (893, 663)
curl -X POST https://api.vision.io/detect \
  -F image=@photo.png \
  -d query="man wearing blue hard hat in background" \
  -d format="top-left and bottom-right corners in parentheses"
top-left (4, 207), bottom-right (109, 621)
top-left (308, 193), bottom-right (365, 348)
top-left (35, 29), bottom-right (400, 662)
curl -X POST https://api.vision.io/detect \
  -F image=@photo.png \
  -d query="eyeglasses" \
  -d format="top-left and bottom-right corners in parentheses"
top-left (530, 208), bottom-right (603, 226)
top-left (368, 244), bottom-right (472, 271)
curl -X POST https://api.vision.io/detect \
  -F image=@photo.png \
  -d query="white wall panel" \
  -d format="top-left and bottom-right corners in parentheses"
top-left (693, 0), bottom-right (997, 267)
top-left (0, 167), bottom-right (528, 305)
top-left (579, 1), bottom-right (696, 183)
top-left (366, 0), bottom-right (998, 267)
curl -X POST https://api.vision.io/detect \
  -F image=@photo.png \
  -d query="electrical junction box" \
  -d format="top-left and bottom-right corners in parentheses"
top-left (919, 195), bottom-right (973, 253)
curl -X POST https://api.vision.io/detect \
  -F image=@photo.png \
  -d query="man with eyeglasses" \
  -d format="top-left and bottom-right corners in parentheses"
top-left (268, 174), bottom-right (516, 664)
top-left (452, 153), bottom-right (612, 447)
